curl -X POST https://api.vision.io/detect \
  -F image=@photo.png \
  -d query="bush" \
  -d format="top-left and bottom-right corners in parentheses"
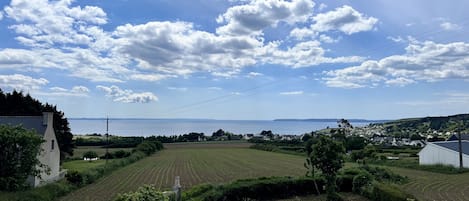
top-left (352, 172), bottom-right (372, 194)
top-left (82, 151), bottom-right (98, 159)
top-left (115, 185), bottom-right (169, 201)
top-left (65, 171), bottom-right (83, 186)
top-left (370, 182), bottom-right (415, 201)
top-left (187, 176), bottom-right (326, 201)
top-left (114, 150), bottom-right (131, 158)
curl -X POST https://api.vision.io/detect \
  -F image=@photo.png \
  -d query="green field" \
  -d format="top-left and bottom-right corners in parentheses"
top-left (60, 143), bottom-right (309, 201)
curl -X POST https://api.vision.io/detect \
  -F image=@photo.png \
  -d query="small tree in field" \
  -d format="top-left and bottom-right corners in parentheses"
top-left (0, 125), bottom-right (44, 191)
top-left (311, 135), bottom-right (345, 201)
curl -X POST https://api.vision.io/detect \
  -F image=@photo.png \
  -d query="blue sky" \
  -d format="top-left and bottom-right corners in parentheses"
top-left (1, 0), bottom-right (469, 120)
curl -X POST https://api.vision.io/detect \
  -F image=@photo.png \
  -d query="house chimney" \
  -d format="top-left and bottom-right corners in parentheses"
top-left (43, 112), bottom-right (54, 126)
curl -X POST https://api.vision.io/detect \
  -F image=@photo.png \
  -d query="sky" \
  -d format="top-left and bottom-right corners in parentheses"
top-left (0, 0), bottom-right (469, 120)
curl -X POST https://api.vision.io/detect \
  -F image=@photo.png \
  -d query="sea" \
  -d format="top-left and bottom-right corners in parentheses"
top-left (69, 119), bottom-right (380, 137)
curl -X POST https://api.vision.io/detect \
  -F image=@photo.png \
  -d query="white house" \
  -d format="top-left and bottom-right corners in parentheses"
top-left (0, 112), bottom-right (62, 187)
top-left (418, 141), bottom-right (469, 168)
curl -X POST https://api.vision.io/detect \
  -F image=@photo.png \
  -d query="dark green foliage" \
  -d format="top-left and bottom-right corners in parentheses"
top-left (370, 182), bottom-right (415, 201)
top-left (352, 172), bottom-right (373, 194)
top-left (113, 150), bottom-right (131, 158)
top-left (0, 90), bottom-right (74, 161)
top-left (65, 171), bottom-right (83, 186)
top-left (75, 136), bottom-right (144, 148)
top-left (310, 136), bottom-right (345, 201)
top-left (82, 151), bottom-right (98, 159)
top-left (0, 125), bottom-right (44, 191)
top-left (345, 136), bottom-right (366, 151)
top-left (0, 180), bottom-right (76, 201)
top-left (185, 177), bottom-right (326, 201)
top-left (115, 185), bottom-right (167, 201)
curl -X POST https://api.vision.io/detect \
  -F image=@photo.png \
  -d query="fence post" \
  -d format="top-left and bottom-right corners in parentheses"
top-left (173, 176), bottom-right (182, 201)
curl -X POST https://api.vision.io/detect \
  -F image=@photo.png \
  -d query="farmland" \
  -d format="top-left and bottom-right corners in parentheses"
top-left (60, 143), bottom-right (308, 201)
top-left (389, 166), bottom-right (469, 201)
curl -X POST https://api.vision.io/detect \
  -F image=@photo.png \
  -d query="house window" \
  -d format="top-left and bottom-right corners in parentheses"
top-left (51, 140), bottom-right (54, 150)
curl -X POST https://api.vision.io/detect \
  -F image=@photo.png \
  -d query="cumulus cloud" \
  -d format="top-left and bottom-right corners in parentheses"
top-left (45, 85), bottom-right (89, 96)
top-left (246, 72), bottom-right (263, 78)
top-left (259, 41), bottom-right (364, 68)
top-left (324, 40), bottom-right (469, 88)
top-left (0, 74), bottom-right (48, 91)
top-left (0, 0), bottom-right (368, 84)
top-left (290, 5), bottom-right (377, 40)
top-left (280, 90), bottom-right (303, 95)
top-left (96, 85), bottom-right (158, 103)
top-left (440, 22), bottom-right (461, 31)
top-left (216, 0), bottom-right (315, 36)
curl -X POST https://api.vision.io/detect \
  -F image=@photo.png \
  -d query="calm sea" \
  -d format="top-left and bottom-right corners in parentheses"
top-left (69, 119), bottom-right (374, 136)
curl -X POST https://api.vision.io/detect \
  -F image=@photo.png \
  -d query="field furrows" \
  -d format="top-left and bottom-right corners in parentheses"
top-left (60, 145), bottom-right (306, 201)
top-left (392, 167), bottom-right (469, 201)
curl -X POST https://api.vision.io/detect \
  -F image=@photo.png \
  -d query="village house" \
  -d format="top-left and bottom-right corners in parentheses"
top-left (419, 140), bottom-right (469, 168)
top-left (0, 112), bottom-right (62, 187)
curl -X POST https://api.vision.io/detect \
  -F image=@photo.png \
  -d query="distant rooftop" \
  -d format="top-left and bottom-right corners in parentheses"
top-left (447, 134), bottom-right (469, 141)
top-left (0, 116), bottom-right (46, 136)
top-left (433, 141), bottom-right (469, 155)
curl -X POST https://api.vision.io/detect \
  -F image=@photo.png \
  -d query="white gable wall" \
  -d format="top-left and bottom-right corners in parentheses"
top-left (33, 113), bottom-right (61, 187)
top-left (419, 143), bottom-right (469, 168)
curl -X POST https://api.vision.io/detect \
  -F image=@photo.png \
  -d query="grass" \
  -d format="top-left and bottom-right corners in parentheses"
top-left (62, 159), bottom-right (118, 172)
top-left (60, 143), bottom-right (309, 201)
top-left (277, 193), bottom-right (370, 201)
top-left (71, 146), bottom-right (134, 159)
top-left (387, 166), bottom-right (469, 201)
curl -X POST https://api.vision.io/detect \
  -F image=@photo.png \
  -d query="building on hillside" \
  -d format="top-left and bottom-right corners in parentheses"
top-left (447, 134), bottom-right (469, 141)
top-left (0, 112), bottom-right (62, 187)
top-left (418, 141), bottom-right (469, 168)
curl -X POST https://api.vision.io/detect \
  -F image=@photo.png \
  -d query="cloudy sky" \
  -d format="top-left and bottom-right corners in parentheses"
top-left (0, 0), bottom-right (468, 120)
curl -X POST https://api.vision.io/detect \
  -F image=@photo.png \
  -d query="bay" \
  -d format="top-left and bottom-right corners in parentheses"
top-left (69, 119), bottom-right (373, 136)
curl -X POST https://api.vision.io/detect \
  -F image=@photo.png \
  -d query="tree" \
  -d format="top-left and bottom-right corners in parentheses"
top-left (0, 90), bottom-right (74, 162)
top-left (212, 129), bottom-right (225, 137)
top-left (0, 125), bottom-right (45, 191)
top-left (83, 151), bottom-right (98, 159)
top-left (311, 136), bottom-right (345, 201)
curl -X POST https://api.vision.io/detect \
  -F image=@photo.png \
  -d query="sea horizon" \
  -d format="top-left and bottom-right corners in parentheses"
top-left (69, 118), bottom-right (385, 137)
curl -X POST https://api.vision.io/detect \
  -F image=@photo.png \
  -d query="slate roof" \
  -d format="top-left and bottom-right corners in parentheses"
top-left (432, 141), bottom-right (469, 155)
top-left (0, 116), bottom-right (46, 136)
top-left (447, 134), bottom-right (469, 141)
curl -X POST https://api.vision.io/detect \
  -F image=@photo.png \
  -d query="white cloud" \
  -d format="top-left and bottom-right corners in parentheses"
top-left (440, 22), bottom-right (461, 31)
top-left (290, 5), bottom-right (377, 40)
top-left (216, 0), bottom-right (315, 36)
top-left (280, 90), bottom-right (304, 95)
top-left (311, 5), bottom-right (378, 35)
top-left (324, 40), bottom-right (469, 88)
top-left (167, 87), bottom-right (188, 92)
top-left (318, 3), bottom-right (327, 11)
top-left (0, 0), bottom-right (369, 84)
top-left (0, 74), bottom-right (48, 91)
top-left (96, 85), bottom-right (158, 103)
top-left (246, 72), bottom-right (263, 78)
top-left (208, 87), bottom-right (222, 91)
top-left (387, 36), bottom-right (404, 43)
top-left (44, 85), bottom-right (89, 97)
top-left (231, 92), bottom-right (242, 95)
top-left (0, 11), bottom-right (3, 20)
top-left (259, 40), bottom-right (364, 68)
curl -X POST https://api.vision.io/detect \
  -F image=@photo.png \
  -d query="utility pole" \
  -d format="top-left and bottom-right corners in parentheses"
top-left (106, 116), bottom-right (109, 166)
top-left (458, 131), bottom-right (463, 169)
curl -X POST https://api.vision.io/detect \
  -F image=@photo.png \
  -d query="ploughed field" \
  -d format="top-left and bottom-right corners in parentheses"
top-left (389, 167), bottom-right (469, 201)
top-left (60, 143), bottom-right (308, 201)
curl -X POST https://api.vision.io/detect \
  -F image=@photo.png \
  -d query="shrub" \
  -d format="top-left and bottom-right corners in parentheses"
top-left (352, 172), bottom-right (373, 194)
top-left (115, 185), bottom-right (169, 201)
top-left (65, 171), bottom-right (83, 186)
top-left (82, 151), bottom-right (98, 159)
top-left (114, 150), bottom-right (131, 158)
top-left (370, 182), bottom-right (415, 201)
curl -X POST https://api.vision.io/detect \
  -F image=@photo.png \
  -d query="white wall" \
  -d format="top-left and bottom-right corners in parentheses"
top-left (34, 113), bottom-right (61, 187)
top-left (419, 143), bottom-right (469, 168)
